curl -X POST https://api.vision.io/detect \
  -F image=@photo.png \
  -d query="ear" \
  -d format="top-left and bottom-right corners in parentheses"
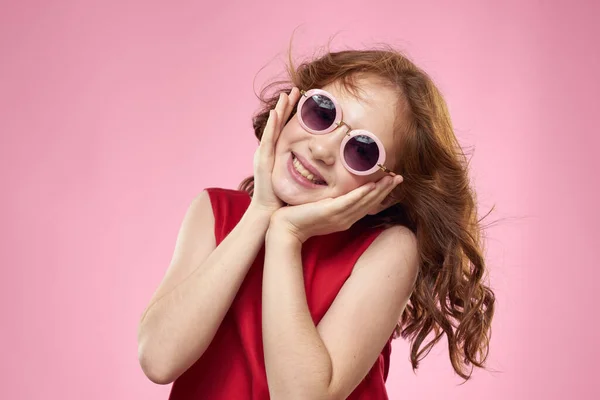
top-left (367, 176), bottom-right (403, 215)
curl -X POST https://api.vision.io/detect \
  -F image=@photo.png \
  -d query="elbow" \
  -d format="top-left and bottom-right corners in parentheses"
top-left (137, 339), bottom-right (178, 385)
top-left (266, 364), bottom-right (337, 400)
top-left (270, 389), bottom-right (338, 400)
top-left (268, 380), bottom-right (338, 400)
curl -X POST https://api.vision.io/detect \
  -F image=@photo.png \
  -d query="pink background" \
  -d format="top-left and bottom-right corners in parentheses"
top-left (1, 0), bottom-right (598, 398)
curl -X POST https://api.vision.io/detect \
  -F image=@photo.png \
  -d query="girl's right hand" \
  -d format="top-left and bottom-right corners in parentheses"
top-left (249, 87), bottom-right (300, 215)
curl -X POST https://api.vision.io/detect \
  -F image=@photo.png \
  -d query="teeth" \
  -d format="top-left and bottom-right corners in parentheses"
top-left (293, 156), bottom-right (322, 184)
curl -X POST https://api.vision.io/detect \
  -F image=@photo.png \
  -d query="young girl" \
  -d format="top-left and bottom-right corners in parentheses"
top-left (137, 47), bottom-right (496, 399)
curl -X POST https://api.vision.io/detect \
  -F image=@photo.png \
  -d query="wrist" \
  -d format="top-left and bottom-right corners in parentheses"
top-left (246, 202), bottom-right (277, 220)
top-left (241, 205), bottom-right (274, 231)
top-left (266, 220), bottom-right (304, 248)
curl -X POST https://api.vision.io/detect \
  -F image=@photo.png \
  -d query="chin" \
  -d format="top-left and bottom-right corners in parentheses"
top-left (271, 177), bottom-right (310, 206)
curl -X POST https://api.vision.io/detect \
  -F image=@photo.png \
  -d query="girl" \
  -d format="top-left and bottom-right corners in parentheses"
top-left (137, 47), bottom-right (496, 399)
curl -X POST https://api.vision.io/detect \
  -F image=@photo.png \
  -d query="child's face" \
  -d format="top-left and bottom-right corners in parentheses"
top-left (271, 76), bottom-right (401, 206)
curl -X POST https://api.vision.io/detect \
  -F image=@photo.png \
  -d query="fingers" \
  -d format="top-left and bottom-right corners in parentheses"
top-left (273, 93), bottom-right (287, 141)
top-left (324, 181), bottom-right (377, 215)
top-left (326, 175), bottom-right (401, 215)
top-left (257, 88), bottom-right (301, 171)
top-left (294, 175), bottom-right (402, 233)
top-left (260, 92), bottom-right (286, 148)
top-left (271, 87), bottom-right (301, 144)
top-left (260, 110), bottom-right (278, 153)
top-left (348, 175), bottom-right (403, 214)
top-left (368, 175), bottom-right (403, 203)
top-left (283, 87), bottom-right (301, 123)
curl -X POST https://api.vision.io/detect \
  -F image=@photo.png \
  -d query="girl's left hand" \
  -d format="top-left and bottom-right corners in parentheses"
top-left (268, 175), bottom-right (403, 244)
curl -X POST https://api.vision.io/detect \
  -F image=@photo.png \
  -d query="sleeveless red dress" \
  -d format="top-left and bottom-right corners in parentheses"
top-left (168, 188), bottom-right (392, 399)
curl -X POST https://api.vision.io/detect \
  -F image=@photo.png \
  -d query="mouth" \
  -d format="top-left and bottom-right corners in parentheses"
top-left (291, 152), bottom-right (327, 186)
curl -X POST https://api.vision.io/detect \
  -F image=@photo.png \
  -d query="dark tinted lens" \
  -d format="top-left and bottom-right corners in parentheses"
top-left (343, 135), bottom-right (379, 171)
top-left (301, 94), bottom-right (336, 131)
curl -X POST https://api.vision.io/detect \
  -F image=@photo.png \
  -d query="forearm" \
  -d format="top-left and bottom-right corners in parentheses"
top-left (138, 207), bottom-right (271, 383)
top-left (262, 229), bottom-right (333, 399)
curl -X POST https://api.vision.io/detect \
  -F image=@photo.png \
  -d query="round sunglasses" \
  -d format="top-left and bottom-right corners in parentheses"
top-left (297, 89), bottom-right (395, 176)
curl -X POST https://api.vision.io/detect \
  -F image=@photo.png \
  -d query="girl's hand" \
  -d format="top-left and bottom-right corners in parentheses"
top-left (268, 175), bottom-right (404, 244)
top-left (249, 88), bottom-right (301, 215)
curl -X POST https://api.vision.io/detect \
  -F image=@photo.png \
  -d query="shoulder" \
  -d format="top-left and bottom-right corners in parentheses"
top-left (353, 224), bottom-right (419, 285)
top-left (372, 224), bottom-right (417, 254)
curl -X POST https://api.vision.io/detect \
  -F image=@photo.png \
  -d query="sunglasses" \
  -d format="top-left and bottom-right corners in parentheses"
top-left (297, 89), bottom-right (395, 176)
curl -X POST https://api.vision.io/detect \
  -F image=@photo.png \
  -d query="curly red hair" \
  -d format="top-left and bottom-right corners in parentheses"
top-left (240, 45), bottom-right (496, 381)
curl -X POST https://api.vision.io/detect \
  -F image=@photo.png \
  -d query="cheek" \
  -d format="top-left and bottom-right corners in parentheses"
top-left (273, 132), bottom-right (288, 154)
top-left (274, 124), bottom-right (299, 154)
top-left (333, 174), bottom-right (368, 195)
top-left (334, 171), bottom-right (383, 195)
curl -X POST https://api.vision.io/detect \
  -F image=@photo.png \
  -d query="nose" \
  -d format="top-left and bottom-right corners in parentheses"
top-left (308, 124), bottom-right (349, 166)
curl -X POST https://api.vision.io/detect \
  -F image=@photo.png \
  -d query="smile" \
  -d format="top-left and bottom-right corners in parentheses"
top-left (291, 154), bottom-right (326, 185)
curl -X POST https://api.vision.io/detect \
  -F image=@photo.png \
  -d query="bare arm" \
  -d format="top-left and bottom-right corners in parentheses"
top-left (137, 190), bottom-right (271, 384)
top-left (262, 224), bottom-right (418, 399)
top-left (137, 87), bottom-right (299, 385)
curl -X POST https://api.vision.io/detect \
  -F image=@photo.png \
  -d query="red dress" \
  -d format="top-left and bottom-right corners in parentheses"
top-left (168, 188), bottom-right (392, 399)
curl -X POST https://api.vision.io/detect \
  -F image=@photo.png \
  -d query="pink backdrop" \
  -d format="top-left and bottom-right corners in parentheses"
top-left (1, 0), bottom-right (598, 398)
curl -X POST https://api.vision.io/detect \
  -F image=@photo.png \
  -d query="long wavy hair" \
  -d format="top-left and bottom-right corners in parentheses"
top-left (239, 45), bottom-right (496, 381)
